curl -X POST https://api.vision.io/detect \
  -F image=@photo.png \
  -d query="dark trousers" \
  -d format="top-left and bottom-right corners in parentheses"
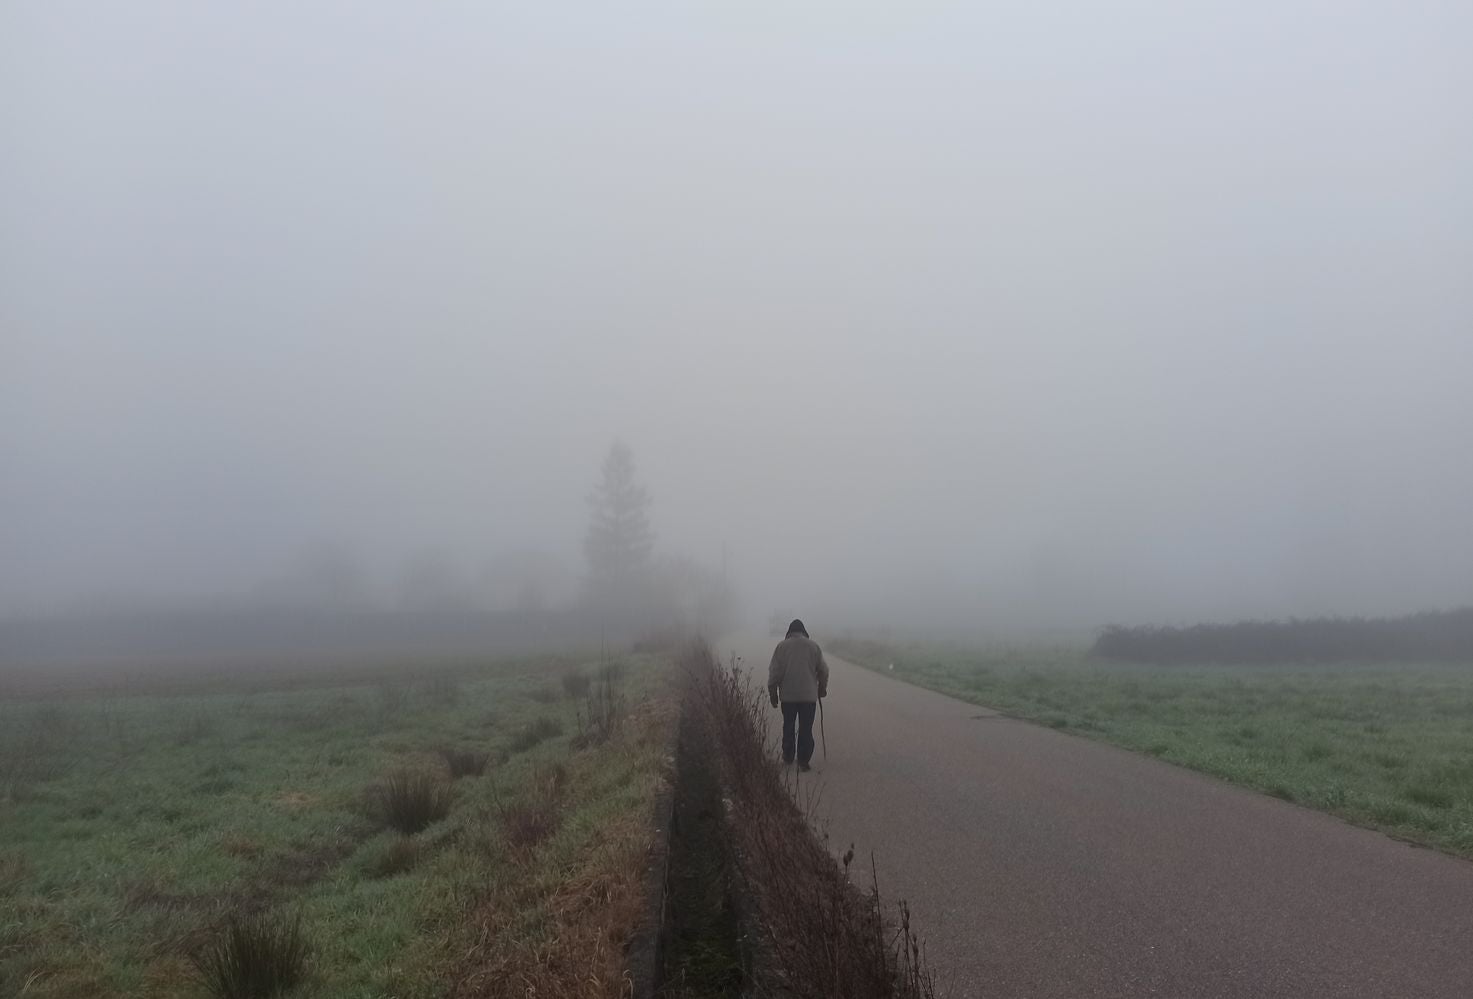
top-left (781, 701), bottom-right (818, 765)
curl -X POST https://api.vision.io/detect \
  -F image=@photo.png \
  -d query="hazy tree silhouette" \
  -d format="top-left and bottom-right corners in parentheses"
top-left (584, 441), bottom-right (654, 591)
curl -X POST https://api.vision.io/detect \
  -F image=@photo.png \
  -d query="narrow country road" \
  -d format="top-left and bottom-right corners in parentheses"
top-left (732, 637), bottom-right (1473, 998)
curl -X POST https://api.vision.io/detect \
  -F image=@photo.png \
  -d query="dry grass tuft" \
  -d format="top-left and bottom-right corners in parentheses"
top-left (191, 909), bottom-right (311, 999)
top-left (497, 764), bottom-right (568, 854)
top-left (371, 770), bottom-right (452, 834)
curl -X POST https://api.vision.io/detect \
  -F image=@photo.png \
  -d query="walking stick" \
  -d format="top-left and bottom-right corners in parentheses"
top-left (818, 696), bottom-right (827, 762)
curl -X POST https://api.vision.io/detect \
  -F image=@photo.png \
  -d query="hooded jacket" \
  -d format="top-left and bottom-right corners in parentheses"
top-left (767, 632), bottom-right (830, 704)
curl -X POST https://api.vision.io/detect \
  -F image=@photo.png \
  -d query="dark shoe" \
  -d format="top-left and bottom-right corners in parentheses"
top-left (782, 756), bottom-right (794, 765)
top-left (798, 762), bottom-right (812, 772)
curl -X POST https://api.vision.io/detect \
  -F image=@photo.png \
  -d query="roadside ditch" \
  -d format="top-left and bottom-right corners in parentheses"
top-left (644, 641), bottom-right (937, 999)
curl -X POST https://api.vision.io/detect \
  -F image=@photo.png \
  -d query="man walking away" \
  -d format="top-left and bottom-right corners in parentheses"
top-left (768, 618), bottom-right (830, 771)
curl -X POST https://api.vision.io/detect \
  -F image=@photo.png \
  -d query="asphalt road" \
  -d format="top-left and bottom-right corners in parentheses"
top-left (733, 637), bottom-right (1473, 999)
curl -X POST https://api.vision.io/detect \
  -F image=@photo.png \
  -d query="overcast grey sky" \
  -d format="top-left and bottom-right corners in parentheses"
top-left (4, 2), bottom-right (1471, 630)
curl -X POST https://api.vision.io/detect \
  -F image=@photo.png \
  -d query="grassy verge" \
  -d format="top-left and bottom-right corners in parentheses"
top-left (831, 639), bottom-right (1473, 858)
top-left (1, 653), bottom-right (673, 998)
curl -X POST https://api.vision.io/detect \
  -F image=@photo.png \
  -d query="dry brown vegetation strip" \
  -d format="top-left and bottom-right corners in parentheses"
top-left (684, 641), bottom-right (935, 999)
top-left (448, 697), bottom-right (673, 999)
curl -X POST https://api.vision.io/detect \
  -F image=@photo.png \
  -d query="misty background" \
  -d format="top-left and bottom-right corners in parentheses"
top-left (4, 2), bottom-right (1471, 642)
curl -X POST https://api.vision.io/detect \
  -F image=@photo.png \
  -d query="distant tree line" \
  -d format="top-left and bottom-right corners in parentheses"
top-left (0, 606), bottom-right (594, 665)
top-left (1091, 607), bottom-right (1473, 665)
top-left (1, 441), bottom-right (737, 668)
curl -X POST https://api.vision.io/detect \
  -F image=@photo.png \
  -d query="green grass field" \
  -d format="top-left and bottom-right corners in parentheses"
top-left (832, 639), bottom-right (1473, 858)
top-left (0, 654), bottom-right (672, 998)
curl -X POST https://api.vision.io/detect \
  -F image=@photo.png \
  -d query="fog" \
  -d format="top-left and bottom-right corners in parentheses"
top-left (4, 2), bottom-right (1471, 639)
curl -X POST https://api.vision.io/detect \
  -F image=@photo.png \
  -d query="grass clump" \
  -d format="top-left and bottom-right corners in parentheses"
top-left (192, 910), bottom-right (311, 999)
top-left (497, 765), bottom-right (567, 853)
top-left (508, 716), bottom-right (563, 754)
top-left (438, 746), bottom-right (491, 778)
top-left (371, 770), bottom-right (452, 834)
